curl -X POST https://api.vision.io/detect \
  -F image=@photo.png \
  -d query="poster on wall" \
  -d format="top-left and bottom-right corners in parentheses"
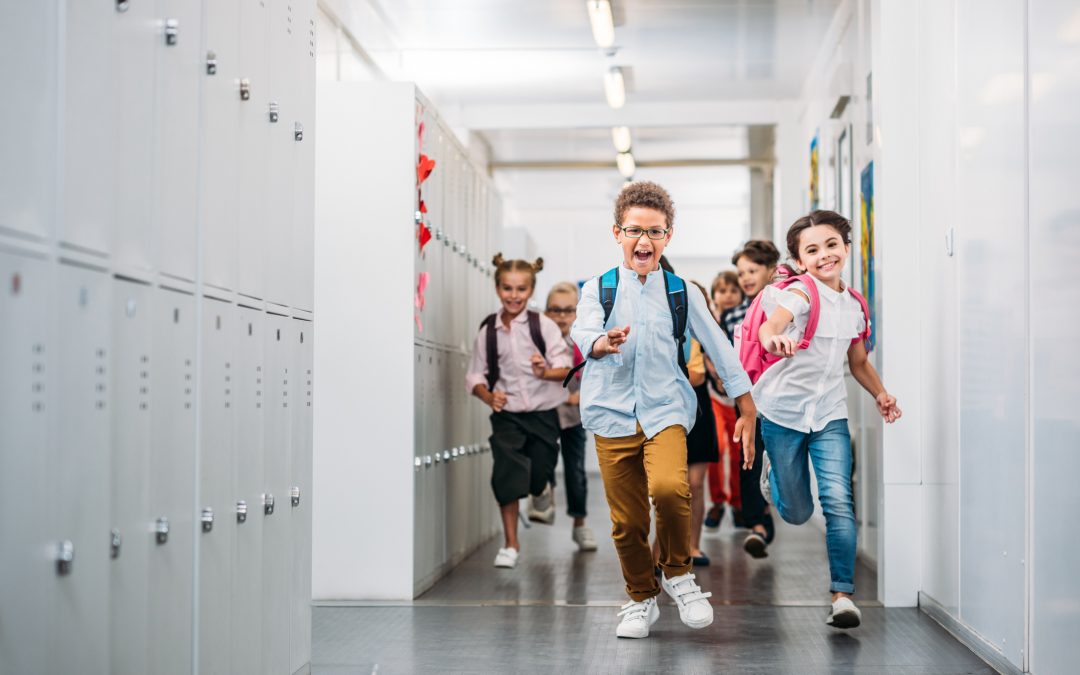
top-left (809, 133), bottom-right (821, 210)
top-left (859, 161), bottom-right (876, 352)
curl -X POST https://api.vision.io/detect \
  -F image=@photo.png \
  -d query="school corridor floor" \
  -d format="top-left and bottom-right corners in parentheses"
top-left (311, 475), bottom-right (992, 674)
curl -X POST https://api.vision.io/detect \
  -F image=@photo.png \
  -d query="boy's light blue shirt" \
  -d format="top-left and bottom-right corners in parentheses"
top-left (571, 264), bottom-right (752, 440)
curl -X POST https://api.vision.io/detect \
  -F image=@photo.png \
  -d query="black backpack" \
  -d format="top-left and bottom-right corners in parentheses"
top-left (563, 267), bottom-right (689, 387)
top-left (479, 310), bottom-right (547, 391)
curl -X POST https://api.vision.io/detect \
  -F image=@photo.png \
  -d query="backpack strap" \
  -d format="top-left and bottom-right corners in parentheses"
top-left (480, 313), bottom-right (499, 391)
top-left (563, 268), bottom-right (619, 388)
top-left (526, 310), bottom-right (547, 356)
top-left (846, 287), bottom-right (873, 348)
top-left (662, 270), bottom-right (689, 377)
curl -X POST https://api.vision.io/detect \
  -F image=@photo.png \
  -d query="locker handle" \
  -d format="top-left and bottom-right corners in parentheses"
top-left (443, 450), bottom-right (451, 462)
top-left (291, 486), bottom-right (301, 508)
top-left (206, 50), bottom-right (218, 76)
top-left (116, 0), bottom-right (129, 12)
top-left (110, 529), bottom-right (122, 559)
top-left (155, 517), bottom-right (170, 544)
top-left (164, 19), bottom-right (179, 46)
top-left (236, 500), bottom-right (248, 523)
top-left (424, 455), bottom-right (433, 468)
top-left (269, 101), bottom-right (280, 123)
top-left (294, 122), bottom-right (304, 142)
top-left (56, 540), bottom-right (74, 576)
top-left (414, 456), bottom-right (422, 469)
top-left (240, 79), bottom-right (251, 101)
top-left (262, 493), bottom-right (275, 516)
top-left (201, 507), bottom-right (215, 533)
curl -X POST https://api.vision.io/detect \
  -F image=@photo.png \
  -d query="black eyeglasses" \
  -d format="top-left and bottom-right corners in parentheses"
top-left (546, 307), bottom-right (576, 316)
top-left (620, 226), bottom-right (669, 240)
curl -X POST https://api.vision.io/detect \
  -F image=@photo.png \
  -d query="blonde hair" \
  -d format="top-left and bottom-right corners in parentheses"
top-left (546, 282), bottom-right (579, 308)
top-left (492, 253), bottom-right (544, 289)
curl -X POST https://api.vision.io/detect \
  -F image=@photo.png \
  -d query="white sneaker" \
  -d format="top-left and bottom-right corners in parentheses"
top-left (527, 484), bottom-right (556, 524)
top-left (759, 451), bottom-right (773, 505)
top-left (661, 572), bottom-right (714, 629)
top-left (572, 526), bottom-right (598, 552)
top-left (493, 547), bottom-right (519, 569)
top-left (616, 596), bottom-right (659, 638)
top-left (826, 596), bottom-right (862, 629)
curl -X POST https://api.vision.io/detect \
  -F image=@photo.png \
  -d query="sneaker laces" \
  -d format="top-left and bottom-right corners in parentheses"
top-left (667, 574), bottom-right (713, 605)
top-left (617, 598), bottom-right (652, 621)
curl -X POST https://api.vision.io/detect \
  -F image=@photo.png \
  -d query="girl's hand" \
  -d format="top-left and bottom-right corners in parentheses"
top-left (765, 334), bottom-right (797, 358)
top-left (567, 392), bottom-right (581, 406)
top-left (733, 414), bottom-right (757, 469)
top-left (876, 391), bottom-right (902, 423)
top-left (592, 325), bottom-right (631, 357)
top-left (530, 353), bottom-right (547, 378)
top-left (489, 390), bottom-right (508, 412)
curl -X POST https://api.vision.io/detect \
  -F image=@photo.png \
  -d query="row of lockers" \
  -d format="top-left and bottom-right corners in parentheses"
top-left (0, 0), bottom-right (315, 310)
top-left (0, 251), bottom-right (313, 675)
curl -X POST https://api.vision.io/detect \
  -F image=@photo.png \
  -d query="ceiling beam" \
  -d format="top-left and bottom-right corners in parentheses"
top-left (457, 99), bottom-right (789, 131)
top-left (490, 158), bottom-right (775, 171)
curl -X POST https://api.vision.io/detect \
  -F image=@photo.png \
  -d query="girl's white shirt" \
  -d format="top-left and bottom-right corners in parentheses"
top-left (751, 275), bottom-right (867, 433)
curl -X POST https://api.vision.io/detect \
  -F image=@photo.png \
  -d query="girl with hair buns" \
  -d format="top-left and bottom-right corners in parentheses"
top-left (466, 253), bottom-right (573, 569)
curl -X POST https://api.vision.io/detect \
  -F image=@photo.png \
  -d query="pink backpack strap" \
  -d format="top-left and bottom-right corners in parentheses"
top-left (773, 274), bottom-right (821, 348)
top-left (847, 287), bottom-right (872, 345)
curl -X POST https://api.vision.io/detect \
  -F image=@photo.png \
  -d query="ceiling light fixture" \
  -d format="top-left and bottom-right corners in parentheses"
top-left (604, 67), bottom-right (626, 109)
top-left (611, 126), bottom-right (632, 153)
top-left (616, 151), bottom-right (636, 178)
top-left (586, 0), bottom-right (615, 48)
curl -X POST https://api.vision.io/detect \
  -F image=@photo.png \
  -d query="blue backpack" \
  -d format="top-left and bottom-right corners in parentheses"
top-left (563, 267), bottom-right (689, 387)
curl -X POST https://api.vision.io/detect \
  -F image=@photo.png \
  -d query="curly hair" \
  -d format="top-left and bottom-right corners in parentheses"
top-left (614, 181), bottom-right (675, 229)
top-left (492, 253), bottom-right (544, 289)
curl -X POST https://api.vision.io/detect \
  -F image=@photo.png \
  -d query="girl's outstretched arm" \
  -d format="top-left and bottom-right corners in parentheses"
top-left (757, 289), bottom-right (806, 358)
top-left (847, 341), bottom-right (902, 423)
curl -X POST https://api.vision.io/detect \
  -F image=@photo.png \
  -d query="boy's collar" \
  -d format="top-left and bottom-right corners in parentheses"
top-left (619, 263), bottom-right (661, 280)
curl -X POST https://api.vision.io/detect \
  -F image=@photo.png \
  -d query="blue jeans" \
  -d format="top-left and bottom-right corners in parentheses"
top-left (558, 424), bottom-right (588, 518)
top-left (759, 416), bottom-right (857, 594)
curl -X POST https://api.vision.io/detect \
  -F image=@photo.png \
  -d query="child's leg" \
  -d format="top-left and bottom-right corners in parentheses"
top-left (758, 416), bottom-right (815, 526)
top-left (720, 403), bottom-right (742, 510)
top-left (642, 425), bottom-right (692, 578)
top-left (806, 419), bottom-right (857, 596)
top-left (489, 412), bottom-right (532, 549)
top-left (688, 462), bottom-right (708, 554)
top-left (499, 500), bottom-right (520, 550)
top-left (522, 411), bottom-right (561, 498)
top-left (559, 424), bottom-right (589, 525)
top-left (708, 399), bottom-right (728, 505)
top-left (596, 426), bottom-right (659, 601)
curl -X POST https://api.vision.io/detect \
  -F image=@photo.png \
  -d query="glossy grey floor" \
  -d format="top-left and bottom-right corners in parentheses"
top-left (312, 475), bottom-right (992, 674)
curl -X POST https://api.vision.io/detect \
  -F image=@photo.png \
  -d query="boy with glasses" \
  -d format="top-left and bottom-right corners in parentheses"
top-left (571, 181), bottom-right (757, 639)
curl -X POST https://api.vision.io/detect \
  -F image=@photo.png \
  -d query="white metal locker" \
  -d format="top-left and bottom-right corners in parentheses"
top-left (147, 287), bottom-right (196, 675)
top-left (0, 3), bottom-right (58, 242)
top-left (198, 297), bottom-right (237, 675)
top-left (290, 319), bottom-right (314, 674)
top-left (290, 5), bottom-right (316, 312)
top-left (264, 1), bottom-right (299, 308)
top-left (153, 3), bottom-right (203, 281)
top-left (262, 312), bottom-right (293, 675)
top-left (109, 278), bottom-right (154, 675)
top-left (59, 2), bottom-right (117, 257)
top-left (201, 0), bottom-right (243, 292)
top-left (233, 305), bottom-right (265, 675)
top-left (237, 0), bottom-right (271, 300)
top-left (0, 252), bottom-right (53, 675)
top-left (51, 263), bottom-right (112, 675)
top-left (111, 0), bottom-right (158, 274)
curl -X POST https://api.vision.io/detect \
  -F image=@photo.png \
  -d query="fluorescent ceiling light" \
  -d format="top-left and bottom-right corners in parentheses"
top-left (616, 152), bottom-right (636, 178)
top-left (611, 126), bottom-right (632, 153)
top-left (604, 67), bottom-right (625, 109)
top-left (586, 0), bottom-right (615, 48)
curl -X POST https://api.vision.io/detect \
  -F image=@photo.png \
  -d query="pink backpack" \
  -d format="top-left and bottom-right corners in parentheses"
top-left (735, 272), bottom-right (871, 384)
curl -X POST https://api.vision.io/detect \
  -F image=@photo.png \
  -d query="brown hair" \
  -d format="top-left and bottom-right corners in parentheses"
top-left (614, 181), bottom-right (675, 229)
top-left (710, 270), bottom-right (742, 299)
top-left (492, 253), bottom-right (544, 289)
top-left (731, 239), bottom-right (780, 268)
top-left (786, 210), bottom-right (852, 261)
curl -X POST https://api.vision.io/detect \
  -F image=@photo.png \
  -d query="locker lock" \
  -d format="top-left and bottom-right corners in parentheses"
top-left (155, 517), bottom-right (170, 545)
top-left (414, 210), bottom-right (423, 225)
top-left (414, 456), bottom-right (422, 469)
top-left (262, 493), bottom-right (275, 516)
top-left (239, 79), bottom-right (251, 101)
top-left (164, 19), bottom-right (179, 47)
top-left (444, 237), bottom-right (451, 248)
top-left (56, 540), bottom-right (75, 576)
top-left (424, 455), bottom-right (433, 468)
top-left (201, 507), bottom-right (215, 533)
top-left (443, 450), bottom-right (451, 462)
top-left (116, 0), bottom-right (129, 12)
top-left (433, 453), bottom-right (441, 465)
top-left (451, 447), bottom-right (459, 459)
top-left (269, 101), bottom-right (280, 123)
top-left (290, 486), bottom-right (301, 508)
top-left (110, 529), bottom-right (122, 559)
top-left (206, 51), bottom-right (218, 76)
top-left (435, 229), bottom-right (443, 241)
top-left (236, 500), bottom-right (248, 523)
top-left (294, 122), bottom-right (304, 142)
top-left (466, 253), bottom-right (473, 264)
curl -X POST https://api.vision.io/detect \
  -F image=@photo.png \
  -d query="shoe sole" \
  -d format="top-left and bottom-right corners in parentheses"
top-left (494, 562), bottom-right (516, 568)
top-left (528, 508), bottom-right (556, 525)
top-left (680, 613), bottom-right (714, 630)
top-left (743, 536), bottom-right (768, 559)
top-left (576, 543), bottom-right (598, 552)
top-left (827, 610), bottom-right (861, 629)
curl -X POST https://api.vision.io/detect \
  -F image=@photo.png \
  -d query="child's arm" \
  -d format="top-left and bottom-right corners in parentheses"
top-left (847, 341), bottom-right (902, 423)
top-left (570, 277), bottom-right (631, 360)
top-left (687, 290), bottom-right (757, 468)
top-left (758, 288), bottom-right (809, 358)
top-left (687, 340), bottom-right (706, 387)
top-left (465, 329), bottom-right (508, 412)
top-left (530, 315), bottom-right (573, 381)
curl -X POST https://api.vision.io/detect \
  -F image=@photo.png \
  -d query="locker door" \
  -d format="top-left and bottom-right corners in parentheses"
top-left (0, 2), bottom-right (57, 242)
top-left (109, 279), bottom-right (153, 675)
top-left (237, 0), bottom-right (270, 299)
top-left (265, 1), bottom-right (299, 307)
top-left (154, 2), bottom-right (203, 281)
top-left (198, 298), bottom-right (236, 674)
top-left (233, 305), bottom-right (265, 674)
top-left (261, 313), bottom-right (293, 674)
top-left (60, 2), bottom-right (116, 256)
top-left (51, 264), bottom-right (112, 675)
top-left (0, 253), bottom-right (53, 675)
top-left (290, 3), bottom-right (316, 312)
top-left (413, 343), bottom-right (426, 588)
top-left (290, 319), bottom-right (314, 674)
top-left (112, 0), bottom-right (157, 272)
top-left (201, 0), bottom-right (242, 292)
top-left (147, 287), bottom-right (196, 675)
